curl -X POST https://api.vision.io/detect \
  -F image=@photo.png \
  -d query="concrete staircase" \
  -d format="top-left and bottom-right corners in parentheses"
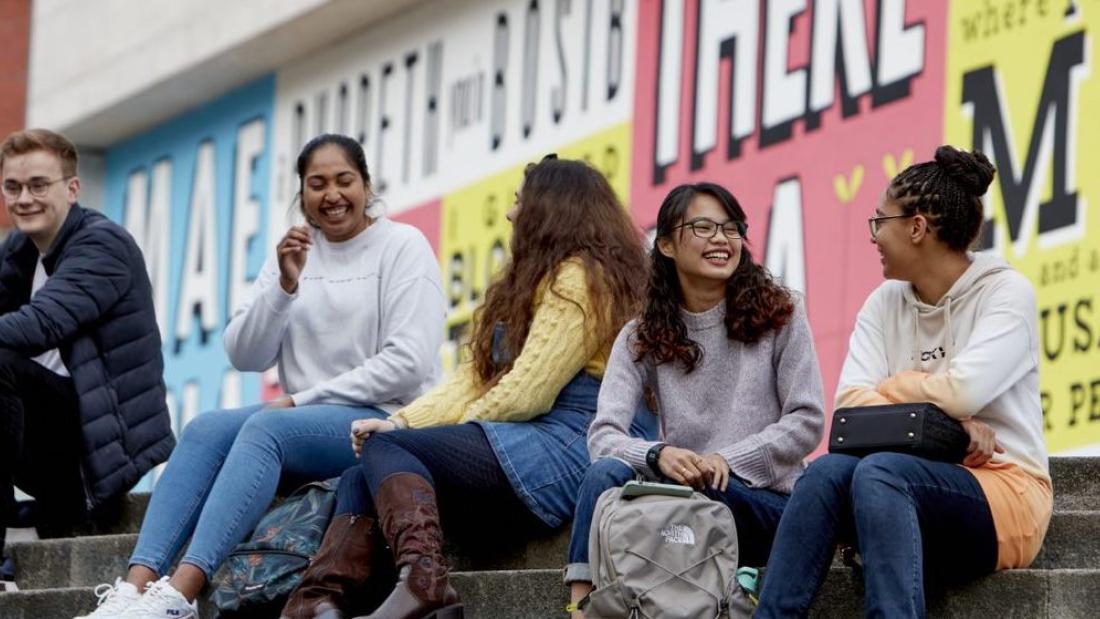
top-left (2, 458), bottom-right (1099, 618)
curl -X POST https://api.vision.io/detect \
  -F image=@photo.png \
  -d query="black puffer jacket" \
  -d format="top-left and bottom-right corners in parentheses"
top-left (0, 204), bottom-right (174, 509)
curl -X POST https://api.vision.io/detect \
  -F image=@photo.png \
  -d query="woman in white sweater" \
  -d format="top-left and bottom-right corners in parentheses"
top-left (756, 146), bottom-right (1051, 618)
top-left (78, 134), bottom-right (446, 619)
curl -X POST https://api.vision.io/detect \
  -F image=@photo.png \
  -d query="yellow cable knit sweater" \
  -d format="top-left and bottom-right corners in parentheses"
top-left (393, 259), bottom-right (608, 428)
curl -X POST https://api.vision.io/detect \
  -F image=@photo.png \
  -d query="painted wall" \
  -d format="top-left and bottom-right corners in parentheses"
top-left (99, 0), bottom-right (1100, 455)
top-left (102, 76), bottom-right (276, 435)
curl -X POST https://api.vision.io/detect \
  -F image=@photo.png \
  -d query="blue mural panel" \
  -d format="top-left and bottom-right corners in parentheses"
top-left (103, 75), bottom-right (276, 432)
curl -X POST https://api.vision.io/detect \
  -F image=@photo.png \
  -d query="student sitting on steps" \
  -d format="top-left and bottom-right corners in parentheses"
top-left (78, 134), bottom-right (445, 619)
top-left (755, 146), bottom-right (1052, 619)
top-left (280, 156), bottom-right (657, 619)
top-left (564, 182), bottom-right (826, 618)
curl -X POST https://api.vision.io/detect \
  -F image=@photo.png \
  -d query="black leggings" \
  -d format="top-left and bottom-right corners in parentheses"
top-left (335, 424), bottom-right (546, 543)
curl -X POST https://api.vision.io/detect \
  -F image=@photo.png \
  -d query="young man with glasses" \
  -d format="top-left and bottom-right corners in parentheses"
top-left (0, 129), bottom-right (174, 591)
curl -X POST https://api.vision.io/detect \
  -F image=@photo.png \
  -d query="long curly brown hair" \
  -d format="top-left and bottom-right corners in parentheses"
top-left (468, 158), bottom-right (648, 386)
top-left (634, 183), bottom-right (794, 373)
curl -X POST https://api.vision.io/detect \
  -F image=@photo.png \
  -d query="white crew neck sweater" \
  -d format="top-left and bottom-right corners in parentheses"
top-left (223, 217), bottom-right (445, 411)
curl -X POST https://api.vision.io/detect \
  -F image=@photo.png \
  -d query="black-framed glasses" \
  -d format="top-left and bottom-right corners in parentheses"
top-left (675, 218), bottom-right (746, 240)
top-left (868, 214), bottom-right (915, 237)
top-left (1, 176), bottom-right (70, 200)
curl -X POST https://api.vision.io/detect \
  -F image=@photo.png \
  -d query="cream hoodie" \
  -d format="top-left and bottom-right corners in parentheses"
top-left (836, 252), bottom-right (1049, 481)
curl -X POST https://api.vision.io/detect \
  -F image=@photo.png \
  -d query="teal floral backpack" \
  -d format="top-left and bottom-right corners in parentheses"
top-left (212, 478), bottom-right (337, 617)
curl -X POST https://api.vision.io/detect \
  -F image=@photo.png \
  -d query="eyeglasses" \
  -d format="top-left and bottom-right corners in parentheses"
top-left (675, 218), bottom-right (746, 240)
top-left (1, 177), bottom-right (70, 200)
top-left (868, 214), bottom-right (915, 237)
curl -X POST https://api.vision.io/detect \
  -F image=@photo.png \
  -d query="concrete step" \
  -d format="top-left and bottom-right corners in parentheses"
top-left (9, 509), bottom-right (1100, 592)
top-left (3, 568), bottom-right (1100, 619)
top-left (1050, 457), bottom-right (1100, 511)
top-left (14, 457), bottom-right (1100, 540)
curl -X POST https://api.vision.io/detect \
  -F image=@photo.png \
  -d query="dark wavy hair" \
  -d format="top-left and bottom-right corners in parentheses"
top-left (634, 183), bottom-right (794, 372)
top-left (887, 145), bottom-right (996, 251)
top-left (468, 157), bottom-right (648, 386)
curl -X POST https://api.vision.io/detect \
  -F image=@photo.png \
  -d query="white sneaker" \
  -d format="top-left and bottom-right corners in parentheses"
top-left (121, 577), bottom-right (200, 619)
top-left (74, 578), bottom-right (141, 618)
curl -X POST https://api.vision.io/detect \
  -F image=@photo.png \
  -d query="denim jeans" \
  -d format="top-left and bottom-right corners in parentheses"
top-left (128, 402), bottom-right (387, 579)
top-left (563, 457), bottom-right (789, 584)
top-left (754, 453), bottom-right (997, 619)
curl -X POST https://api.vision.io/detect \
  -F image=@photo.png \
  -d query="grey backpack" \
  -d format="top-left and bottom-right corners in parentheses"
top-left (582, 483), bottom-right (756, 618)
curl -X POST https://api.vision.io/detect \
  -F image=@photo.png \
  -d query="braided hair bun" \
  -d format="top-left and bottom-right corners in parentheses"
top-left (934, 145), bottom-right (996, 197)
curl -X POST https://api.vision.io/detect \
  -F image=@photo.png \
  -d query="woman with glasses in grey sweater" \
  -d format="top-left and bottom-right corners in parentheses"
top-left (563, 182), bottom-right (826, 616)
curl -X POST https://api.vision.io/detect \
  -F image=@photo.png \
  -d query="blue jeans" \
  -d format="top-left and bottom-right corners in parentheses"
top-left (128, 402), bottom-right (387, 579)
top-left (755, 453), bottom-right (997, 619)
top-left (564, 457), bottom-right (788, 583)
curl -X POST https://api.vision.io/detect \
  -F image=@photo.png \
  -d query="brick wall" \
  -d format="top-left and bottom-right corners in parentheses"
top-left (0, 0), bottom-right (31, 227)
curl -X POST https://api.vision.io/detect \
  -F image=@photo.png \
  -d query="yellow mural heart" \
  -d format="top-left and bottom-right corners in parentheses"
top-left (882, 149), bottom-right (914, 179)
top-left (833, 165), bottom-right (864, 204)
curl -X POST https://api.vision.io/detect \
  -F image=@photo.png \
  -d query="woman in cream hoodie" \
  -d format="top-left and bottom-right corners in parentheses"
top-left (756, 146), bottom-right (1051, 619)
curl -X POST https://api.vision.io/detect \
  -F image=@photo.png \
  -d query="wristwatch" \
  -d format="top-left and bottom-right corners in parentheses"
top-left (646, 443), bottom-right (668, 477)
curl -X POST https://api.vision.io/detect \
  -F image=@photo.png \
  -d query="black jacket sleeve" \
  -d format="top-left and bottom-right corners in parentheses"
top-left (0, 228), bottom-right (133, 355)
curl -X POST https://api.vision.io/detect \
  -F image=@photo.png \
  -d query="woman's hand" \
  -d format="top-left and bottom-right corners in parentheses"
top-left (657, 446), bottom-right (711, 489)
top-left (277, 225), bottom-right (312, 293)
top-left (265, 396), bottom-right (295, 410)
top-left (960, 418), bottom-right (1004, 467)
top-left (701, 454), bottom-right (731, 491)
top-left (350, 418), bottom-right (398, 457)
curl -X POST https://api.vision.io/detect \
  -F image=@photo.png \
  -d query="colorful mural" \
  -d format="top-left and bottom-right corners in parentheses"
top-left (100, 0), bottom-right (1100, 454)
top-left (102, 76), bottom-right (276, 435)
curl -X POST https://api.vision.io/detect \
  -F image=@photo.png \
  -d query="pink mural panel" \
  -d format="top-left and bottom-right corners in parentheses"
top-left (630, 0), bottom-right (949, 438)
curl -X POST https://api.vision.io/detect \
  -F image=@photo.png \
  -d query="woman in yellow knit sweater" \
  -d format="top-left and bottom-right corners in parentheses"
top-left (279, 156), bottom-right (654, 619)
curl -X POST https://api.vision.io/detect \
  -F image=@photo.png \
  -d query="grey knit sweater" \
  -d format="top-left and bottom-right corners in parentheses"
top-left (587, 296), bottom-right (825, 494)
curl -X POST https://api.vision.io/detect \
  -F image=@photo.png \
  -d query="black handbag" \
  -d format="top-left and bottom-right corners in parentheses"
top-left (828, 402), bottom-right (970, 463)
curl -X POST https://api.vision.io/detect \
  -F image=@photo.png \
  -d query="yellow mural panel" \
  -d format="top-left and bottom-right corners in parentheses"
top-left (437, 123), bottom-right (633, 371)
top-left (944, 4), bottom-right (1100, 452)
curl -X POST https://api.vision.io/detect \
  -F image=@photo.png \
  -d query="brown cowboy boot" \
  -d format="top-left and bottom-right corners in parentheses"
top-left (281, 513), bottom-right (376, 619)
top-left (356, 473), bottom-right (463, 619)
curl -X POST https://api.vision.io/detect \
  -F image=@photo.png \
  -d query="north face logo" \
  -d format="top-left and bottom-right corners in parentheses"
top-left (660, 524), bottom-right (696, 545)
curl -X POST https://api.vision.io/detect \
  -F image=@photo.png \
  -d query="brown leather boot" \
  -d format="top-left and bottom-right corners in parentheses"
top-left (357, 473), bottom-right (463, 619)
top-left (281, 513), bottom-right (376, 619)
